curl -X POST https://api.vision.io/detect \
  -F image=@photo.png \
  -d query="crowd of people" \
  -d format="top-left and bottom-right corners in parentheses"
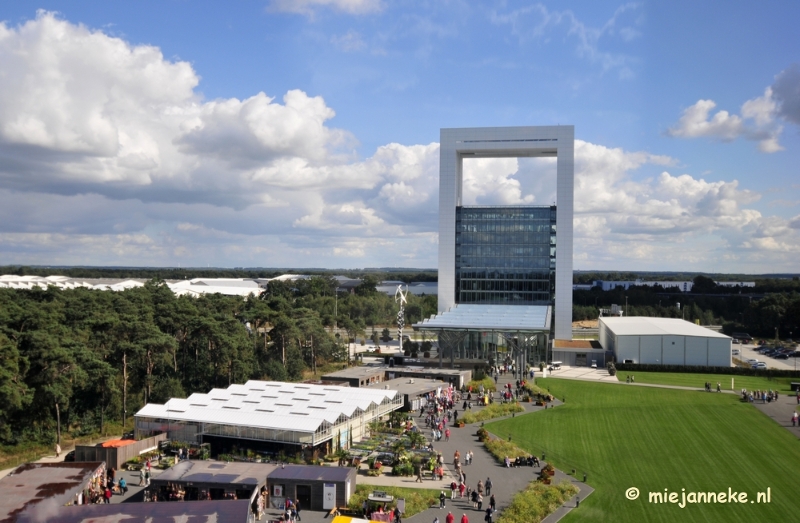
top-left (741, 389), bottom-right (781, 403)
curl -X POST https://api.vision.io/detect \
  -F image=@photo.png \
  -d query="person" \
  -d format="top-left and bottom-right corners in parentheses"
top-left (119, 477), bottom-right (127, 496)
top-left (434, 518), bottom-right (440, 523)
top-left (295, 499), bottom-right (301, 521)
top-left (445, 511), bottom-right (454, 523)
top-left (489, 495), bottom-right (496, 512)
top-left (485, 478), bottom-right (492, 496)
top-left (445, 428), bottom-right (451, 442)
top-left (458, 482), bottom-right (466, 498)
top-left (103, 486), bottom-right (112, 504)
top-left (477, 493), bottom-right (483, 510)
top-left (471, 489), bottom-right (478, 508)
top-left (55, 443), bottom-right (61, 458)
top-left (460, 514), bottom-right (469, 523)
top-left (717, 382), bottom-right (721, 393)
top-left (451, 481), bottom-right (457, 499)
top-left (440, 490), bottom-right (447, 509)
top-left (139, 468), bottom-right (145, 486)
top-left (145, 468), bottom-right (151, 487)
top-left (792, 411), bottom-right (798, 427)
top-left (416, 464), bottom-right (424, 483)
top-left (485, 507), bottom-right (493, 523)
top-left (476, 480), bottom-right (484, 495)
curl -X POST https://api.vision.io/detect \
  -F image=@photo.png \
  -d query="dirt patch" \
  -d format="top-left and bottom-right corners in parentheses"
top-left (572, 320), bottom-right (598, 329)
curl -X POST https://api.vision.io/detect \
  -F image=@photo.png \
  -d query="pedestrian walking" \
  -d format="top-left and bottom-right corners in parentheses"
top-left (119, 477), bottom-right (128, 496)
top-left (485, 507), bottom-right (493, 523)
top-left (477, 493), bottom-right (483, 510)
top-left (440, 491), bottom-right (447, 509)
top-left (489, 495), bottom-right (496, 512)
top-left (145, 469), bottom-right (151, 487)
top-left (485, 477), bottom-right (492, 496)
top-left (446, 512), bottom-right (454, 523)
top-left (103, 487), bottom-right (112, 504)
top-left (55, 443), bottom-right (61, 458)
top-left (295, 499), bottom-right (301, 521)
top-left (460, 513), bottom-right (469, 523)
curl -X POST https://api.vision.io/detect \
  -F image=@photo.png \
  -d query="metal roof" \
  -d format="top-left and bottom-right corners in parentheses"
top-left (153, 460), bottom-right (277, 486)
top-left (413, 304), bottom-right (551, 331)
top-left (267, 464), bottom-right (355, 482)
top-left (599, 317), bottom-right (731, 338)
top-left (135, 380), bottom-right (399, 433)
top-left (55, 499), bottom-right (251, 523)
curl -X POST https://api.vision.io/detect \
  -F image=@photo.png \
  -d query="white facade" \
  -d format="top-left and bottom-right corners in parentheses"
top-left (438, 126), bottom-right (574, 340)
top-left (599, 316), bottom-right (731, 367)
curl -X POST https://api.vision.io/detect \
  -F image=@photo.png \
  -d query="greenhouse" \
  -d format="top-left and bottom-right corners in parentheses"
top-left (134, 380), bottom-right (403, 452)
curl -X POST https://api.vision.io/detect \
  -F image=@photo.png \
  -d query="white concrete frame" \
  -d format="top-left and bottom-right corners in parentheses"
top-left (438, 126), bottom-right (574, 340)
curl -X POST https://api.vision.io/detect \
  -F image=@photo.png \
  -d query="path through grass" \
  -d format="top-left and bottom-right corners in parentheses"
top-left (486, 379), bottom-right (799, 523)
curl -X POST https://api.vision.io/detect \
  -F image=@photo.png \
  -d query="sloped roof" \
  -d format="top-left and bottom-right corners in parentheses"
top-left (135, 380), bottom-right (399, 434)
top-left (414, 304), bottom-right (551, 331)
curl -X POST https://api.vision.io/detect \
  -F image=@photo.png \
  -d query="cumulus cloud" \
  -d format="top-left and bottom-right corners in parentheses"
top-left (771, 63), bottom-right (800, 125)
top-left (0, 12), bottom-right (797, 272)
top-left (668, 64), bottom-right (800, 153)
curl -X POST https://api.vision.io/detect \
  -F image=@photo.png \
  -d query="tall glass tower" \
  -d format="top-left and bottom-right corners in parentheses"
top-left (455, 206), bottom-right (556, 305)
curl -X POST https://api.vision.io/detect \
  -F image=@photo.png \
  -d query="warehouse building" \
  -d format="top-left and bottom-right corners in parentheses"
top-left (600, 317), bottom-right (731, 367)
top-left (134, 380), bottom-right (403, 455)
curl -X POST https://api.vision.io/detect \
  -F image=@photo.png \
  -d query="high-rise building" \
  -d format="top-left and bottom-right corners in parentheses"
top-left (438, 126), bottom-right (574, 340)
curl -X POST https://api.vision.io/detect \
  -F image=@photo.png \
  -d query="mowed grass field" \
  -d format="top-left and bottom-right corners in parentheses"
top-left (486, 379), bottom-right (799, 523)
top-left (614, 371), bottom-right (799, 393)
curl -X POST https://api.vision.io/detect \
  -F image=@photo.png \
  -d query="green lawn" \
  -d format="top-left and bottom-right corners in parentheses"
top-left (486, 379), bottom-right (799, 523)
top-left (614, 370), bottom-right (799, 393)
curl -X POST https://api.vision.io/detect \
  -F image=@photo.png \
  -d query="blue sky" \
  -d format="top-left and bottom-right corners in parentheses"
top-left (0, 1), bottom-right (798, 272)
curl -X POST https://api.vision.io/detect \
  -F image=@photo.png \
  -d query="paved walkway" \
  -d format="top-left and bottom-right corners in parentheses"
top-left (752, 392), bottom-right (800, 440)
top-left (264, 372), bottom-right (593, 523)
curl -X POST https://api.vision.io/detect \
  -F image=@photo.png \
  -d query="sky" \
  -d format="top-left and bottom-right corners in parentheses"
top-left (0, 1), bottom-right (798, 273)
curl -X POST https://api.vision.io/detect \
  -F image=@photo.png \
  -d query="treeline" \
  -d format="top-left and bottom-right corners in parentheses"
top-left (0, 266), bottom-right (438, 283)
top-left (573, 278), bottom-right (800, 339)
top-left (0, 277), bottom-right (437, 448)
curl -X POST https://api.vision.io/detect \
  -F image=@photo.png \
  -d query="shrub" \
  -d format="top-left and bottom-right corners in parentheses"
top-left (466, 377), bottom-right (497, 393)
top-left (496, 480), bottom-right (578, 523)
top-left (483, 437), bottom-right (531, 465)
top-left (461, 402), bottom-right (524, 424)
top-left (476, 427), bottom-right (489, 442)
top-left (423, 351), bottom-right (430, 358)
top-left (392, 461), bottom-right (414, 476)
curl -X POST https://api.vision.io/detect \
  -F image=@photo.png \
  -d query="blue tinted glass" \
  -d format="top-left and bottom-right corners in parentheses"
top-left (455, 206), bottom-right (556, 305)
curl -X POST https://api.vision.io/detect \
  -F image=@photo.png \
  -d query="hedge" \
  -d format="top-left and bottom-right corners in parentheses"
top-left (461, 402), bottom-right (525, 424)
top-left (615, 363), bottom-right (800, 378)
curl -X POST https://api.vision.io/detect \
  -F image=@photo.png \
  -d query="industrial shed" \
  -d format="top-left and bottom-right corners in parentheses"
top-left (267, 464), bottom-right (357, 512)
top-left (599, 317), bottom-right (731, 367)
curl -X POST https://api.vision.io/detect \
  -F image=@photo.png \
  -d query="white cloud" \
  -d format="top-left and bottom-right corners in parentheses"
top-left (666, 64), bottom-right (800, 153)
top-left (491, 3), bottom-right (641, 78)
top-left (268, 0), bottom-right (382, 16)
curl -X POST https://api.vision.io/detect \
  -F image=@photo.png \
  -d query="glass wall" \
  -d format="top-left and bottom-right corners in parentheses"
top-left (455, 206), bottom-right (556, 305)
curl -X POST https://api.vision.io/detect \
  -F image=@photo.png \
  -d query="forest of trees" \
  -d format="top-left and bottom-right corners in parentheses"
top-left (573, 275), bottom-right (800, 339)
top-left (1, 268), bottom-right (797, 452)
top-left (0, 276), bottom-right (437, 449)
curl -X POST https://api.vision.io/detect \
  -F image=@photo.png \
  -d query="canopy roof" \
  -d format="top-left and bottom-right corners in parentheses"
top-left (135, 380), bottom-right (399, 433)
top-left (413, 304), bottom-right (551, 332)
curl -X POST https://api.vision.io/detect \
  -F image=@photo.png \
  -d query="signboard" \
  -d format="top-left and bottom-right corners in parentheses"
top-left (396, 498), bottom-right (406, 514)
top-left (323, 483), bottom-right (337, 510)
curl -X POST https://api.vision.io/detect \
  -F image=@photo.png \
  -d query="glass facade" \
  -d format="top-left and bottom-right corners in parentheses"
top-left (455, 206), bottom-right (556, 305)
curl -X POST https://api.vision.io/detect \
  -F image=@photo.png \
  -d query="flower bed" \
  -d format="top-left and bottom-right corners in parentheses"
top-left (461, 402), bottom-right (525, 424)
top-left (348, 485), bottom-right (440, 517)
top-left (466, 377), bottom-right (497, 393)
top-left (483, 437), bottom-right (531, 464)
top-left (496, 480), bottom-right (578, 523)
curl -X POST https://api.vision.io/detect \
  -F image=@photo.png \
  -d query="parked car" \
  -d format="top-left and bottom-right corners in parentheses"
top-left (752, 362), bottom-right (767, 370)
top-left (373, 452), bottom-right (395, 466)
top-left (775, 353), bottom-right (790, 360)
top-left (732, 349), bottom-right (740, 356)
top-left (64, 450), bottom-right (75, 462)
top-left (745, 359), bottom-right (759, 365)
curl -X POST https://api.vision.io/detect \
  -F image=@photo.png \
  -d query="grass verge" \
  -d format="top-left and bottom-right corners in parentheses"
top-left (497, 480), bottom-right (578, 523)
top-left (614, 370), bottom-right (798, 392)
top-left (462, 402), bottom-right (525, 424)
top-left (348, 484), bottom-right (440, 516)
top-left (486, 378), bottom-right (800, 523)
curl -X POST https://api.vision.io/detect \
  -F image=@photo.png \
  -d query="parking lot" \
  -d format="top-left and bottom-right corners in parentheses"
top-left (735, 343), bottom-right (800, 370)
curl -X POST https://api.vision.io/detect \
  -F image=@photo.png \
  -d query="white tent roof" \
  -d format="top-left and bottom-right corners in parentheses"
top-left (135, 380), bottom-right (399, 433)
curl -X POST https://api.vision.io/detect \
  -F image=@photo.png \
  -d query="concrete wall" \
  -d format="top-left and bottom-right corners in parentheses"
top-left (611, 334), bottom-right (732, 367)
top-left (438, 126), bottom-right (574, 340)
